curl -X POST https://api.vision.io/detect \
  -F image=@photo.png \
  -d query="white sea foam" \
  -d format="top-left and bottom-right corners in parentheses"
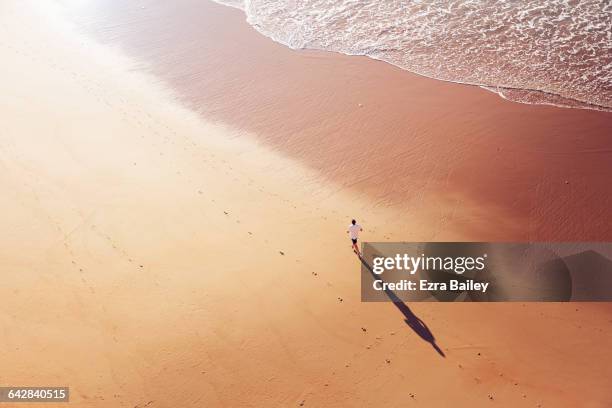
top-left (213, 0), bottom-right (612, 111)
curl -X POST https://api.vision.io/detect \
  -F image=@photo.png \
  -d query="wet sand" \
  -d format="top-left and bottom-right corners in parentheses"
top-left (1, 1), bottom-right (612, 407)
top-left (66, 0), bottom-right (612, 241)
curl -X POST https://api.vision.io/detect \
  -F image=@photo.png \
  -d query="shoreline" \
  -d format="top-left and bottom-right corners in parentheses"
top-left (63, 0), bottom-right (612, 241)
top-left (211, 0), bottom-right (611, 113)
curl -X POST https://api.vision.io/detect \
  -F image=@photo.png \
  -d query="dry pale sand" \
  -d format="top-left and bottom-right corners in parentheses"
top-left (1, 1), bottom-right (611, 408)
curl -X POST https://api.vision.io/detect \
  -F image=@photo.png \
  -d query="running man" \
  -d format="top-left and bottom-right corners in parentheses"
top-left (347, 219), bottom-right (363, 257)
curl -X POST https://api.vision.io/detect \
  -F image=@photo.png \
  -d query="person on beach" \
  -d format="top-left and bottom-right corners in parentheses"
top-left (347, 219), bottom-right (363, 257)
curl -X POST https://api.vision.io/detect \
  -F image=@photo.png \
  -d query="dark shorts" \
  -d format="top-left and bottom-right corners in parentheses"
top-left (351, 238), bottom-right (358, 245)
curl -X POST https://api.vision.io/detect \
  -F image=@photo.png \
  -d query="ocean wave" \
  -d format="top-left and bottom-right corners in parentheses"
top-left (213, 0), bottom-right (612, 111)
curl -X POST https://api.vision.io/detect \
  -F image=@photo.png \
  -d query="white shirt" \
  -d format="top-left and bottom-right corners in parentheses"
top-left (348, 224), bottom-right (362, 239)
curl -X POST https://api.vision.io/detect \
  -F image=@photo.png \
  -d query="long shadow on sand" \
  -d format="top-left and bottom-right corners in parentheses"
top-left (359, 256), bottom-right (446, 357)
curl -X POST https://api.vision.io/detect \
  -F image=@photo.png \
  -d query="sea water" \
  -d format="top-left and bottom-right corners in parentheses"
top-left (214, 0), bottom-right (612, 111)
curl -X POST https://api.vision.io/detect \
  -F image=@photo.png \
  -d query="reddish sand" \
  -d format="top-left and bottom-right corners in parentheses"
top-left (68, 0), bottom-right (612, 241)
top-left (1, 1), bottom-right (611, 408)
